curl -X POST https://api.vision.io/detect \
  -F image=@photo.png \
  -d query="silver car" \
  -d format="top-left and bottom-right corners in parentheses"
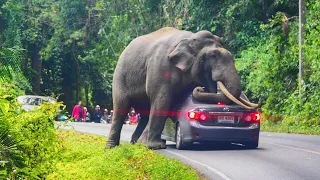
top-left (17, 95), bottom-right (57, 111)
top-left (162, 89), bottom-right (261, 150)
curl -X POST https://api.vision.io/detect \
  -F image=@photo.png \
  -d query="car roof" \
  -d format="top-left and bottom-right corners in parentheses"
top-left (17, 95), bottom-right (57, 103)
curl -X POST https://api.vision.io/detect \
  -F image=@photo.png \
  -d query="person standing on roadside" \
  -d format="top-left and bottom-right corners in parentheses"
top-left (101, 109), bottom-right (108, 123)
top-left (93, 105), bottom-right (102, 123)
top-left (84, 107), bottom-right (91, 122)
top-left (107, 110), bottom-right (113, 124)
top-left (71, 100), bottom-right (86, 122)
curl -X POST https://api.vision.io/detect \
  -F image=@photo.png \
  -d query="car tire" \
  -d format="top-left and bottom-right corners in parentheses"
top-left (244, 140), bottom-right (259, 149)
top-left (175, 123), bottom-right (190, 150)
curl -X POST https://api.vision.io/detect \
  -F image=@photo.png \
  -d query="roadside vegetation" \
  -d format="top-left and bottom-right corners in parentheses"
top-left (0, 84), bottom-right (201, 179)
top-left (0, 83), bottom-right (63, 179)
top-left (261, 118), bottom-right (320, 135)
top-left (48, 131), bottom-right (200, 180)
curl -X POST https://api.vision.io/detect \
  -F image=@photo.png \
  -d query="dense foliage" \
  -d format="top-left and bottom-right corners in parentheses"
top-left (0, 83), bottom-right (63, 179)
top-left (48, 130), bottom-right (200, 180)
top-left (1, 0), bottom-right (319, 122)
top-left (236, 1), bottom-right (320, 120)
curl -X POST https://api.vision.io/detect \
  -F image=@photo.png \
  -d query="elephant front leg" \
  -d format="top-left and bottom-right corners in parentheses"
top-left (140, 97), bottom-right (170, 149)
top-left (145, 113), bottom-right (168, 149)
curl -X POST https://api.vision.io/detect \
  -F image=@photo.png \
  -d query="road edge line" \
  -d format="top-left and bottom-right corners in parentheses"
top-left (163, 149), bottom-right (231, 180)
top-left (260, 141), bottom-right (320, 155)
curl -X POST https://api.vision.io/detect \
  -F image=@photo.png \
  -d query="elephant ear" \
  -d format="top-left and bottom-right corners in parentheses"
top-left (168, 38), bottom-right (196, 72)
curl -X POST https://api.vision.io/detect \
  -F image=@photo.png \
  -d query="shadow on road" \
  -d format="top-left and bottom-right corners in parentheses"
top-left (167, 142), bottom-right (266, 151)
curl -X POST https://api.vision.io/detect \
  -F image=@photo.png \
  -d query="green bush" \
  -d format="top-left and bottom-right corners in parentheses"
top-left (48, 131), bottom-right (200, 180)
top-left (0, 83), bottom-right (25, 178)
top-left (7, 103), bottom-right (63, 179)
top-left (0, 83), bottom-right (63, 179)
top-left (261, 117), bottom-right (320, 135)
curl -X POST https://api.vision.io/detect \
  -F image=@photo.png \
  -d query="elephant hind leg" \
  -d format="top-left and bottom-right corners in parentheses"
top-left (130, 102), bottom-right (150, 144)
top-left (106, 99), bottom-right (130, 149)
top-left (131, 114), bottom-right (149, 144)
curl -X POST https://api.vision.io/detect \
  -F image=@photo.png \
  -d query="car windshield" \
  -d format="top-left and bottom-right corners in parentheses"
top-left (18, 96), bottom-right (56, 106)
top-left (23, 98), bottom-right (45, 105)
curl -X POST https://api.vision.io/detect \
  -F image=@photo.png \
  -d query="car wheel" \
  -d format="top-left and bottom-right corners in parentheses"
top-left (244, 140), bottom-right (259, 149)
top-left (175, 123), bottom-right (190, 150)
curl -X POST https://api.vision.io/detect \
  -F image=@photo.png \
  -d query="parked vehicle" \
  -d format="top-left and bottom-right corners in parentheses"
top-left (162, 88), bottom-right (261, 150)
top-left (17, 95), bottom-right (68, 121)
top-left (17, 95), bottom-right (57, 111)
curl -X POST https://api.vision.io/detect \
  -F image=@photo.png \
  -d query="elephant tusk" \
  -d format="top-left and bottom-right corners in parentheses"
top-left (217, 81), bottom-right (255, 110)
top-left (239, 97), bottom-right (259, 108)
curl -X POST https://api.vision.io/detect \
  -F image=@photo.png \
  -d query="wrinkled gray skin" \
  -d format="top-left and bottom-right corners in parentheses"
top-left (106, 27), bottom-right (241, 150)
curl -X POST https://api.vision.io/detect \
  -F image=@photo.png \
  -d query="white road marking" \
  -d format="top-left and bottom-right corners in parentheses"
top-left (261, 141), bottom-right (320, 155)
top-left (163, 149), bottom-right (231, 180)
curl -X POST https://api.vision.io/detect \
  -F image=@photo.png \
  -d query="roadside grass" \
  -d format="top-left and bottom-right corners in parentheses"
top-left (47, 131), bottom-right (201, 180)
top-left (261, 116), bottom-right (320, 135)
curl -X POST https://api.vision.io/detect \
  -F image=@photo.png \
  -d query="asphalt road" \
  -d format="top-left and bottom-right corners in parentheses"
top-left (61, 122), bottom-right (320, 180)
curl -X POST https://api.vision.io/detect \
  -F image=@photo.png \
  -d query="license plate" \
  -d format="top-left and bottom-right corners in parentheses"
top-left (217, 116), bottom-right (235, 123)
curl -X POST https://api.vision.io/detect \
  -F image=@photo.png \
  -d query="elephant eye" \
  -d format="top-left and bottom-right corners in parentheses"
top-left (211, 54), bottom-right (218, 59)
top-left (208, 53), bottom-right (218, 60)
top-left (208, 49), bottom-right (221, 60)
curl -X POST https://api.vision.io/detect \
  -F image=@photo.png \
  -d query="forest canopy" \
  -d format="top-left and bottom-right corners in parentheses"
top-left (1, 0), bottom-right (320, 121)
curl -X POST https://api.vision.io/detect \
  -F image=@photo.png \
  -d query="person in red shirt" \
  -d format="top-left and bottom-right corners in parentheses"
top-left (128, 110), bottom-right (139, 124)
top-left (71, 101), bottom-right (86, 122)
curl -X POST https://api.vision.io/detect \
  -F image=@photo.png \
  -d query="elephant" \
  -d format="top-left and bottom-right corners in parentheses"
top-left (106, 27), bottom-right (258, 150)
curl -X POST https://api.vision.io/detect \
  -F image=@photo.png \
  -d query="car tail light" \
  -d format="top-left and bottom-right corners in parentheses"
top-left (244, 112), bottom-right (261, 122)
top-left (217, 102), bottom-right (226, 105)
top-left (187, 111), bottom-right (208, 121)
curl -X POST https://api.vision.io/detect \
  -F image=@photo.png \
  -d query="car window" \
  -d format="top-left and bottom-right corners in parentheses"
top-left (20, 96), bottom-right (50, 105)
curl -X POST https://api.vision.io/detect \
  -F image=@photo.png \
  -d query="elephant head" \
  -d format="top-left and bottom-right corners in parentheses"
top-left (168, 31), bottom-right (258, 109)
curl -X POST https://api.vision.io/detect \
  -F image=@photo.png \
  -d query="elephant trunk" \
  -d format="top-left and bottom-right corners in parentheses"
top-left (193, 86), bottom-right (230, 103)
top-left (206, 78), bottom-right (217, 94)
